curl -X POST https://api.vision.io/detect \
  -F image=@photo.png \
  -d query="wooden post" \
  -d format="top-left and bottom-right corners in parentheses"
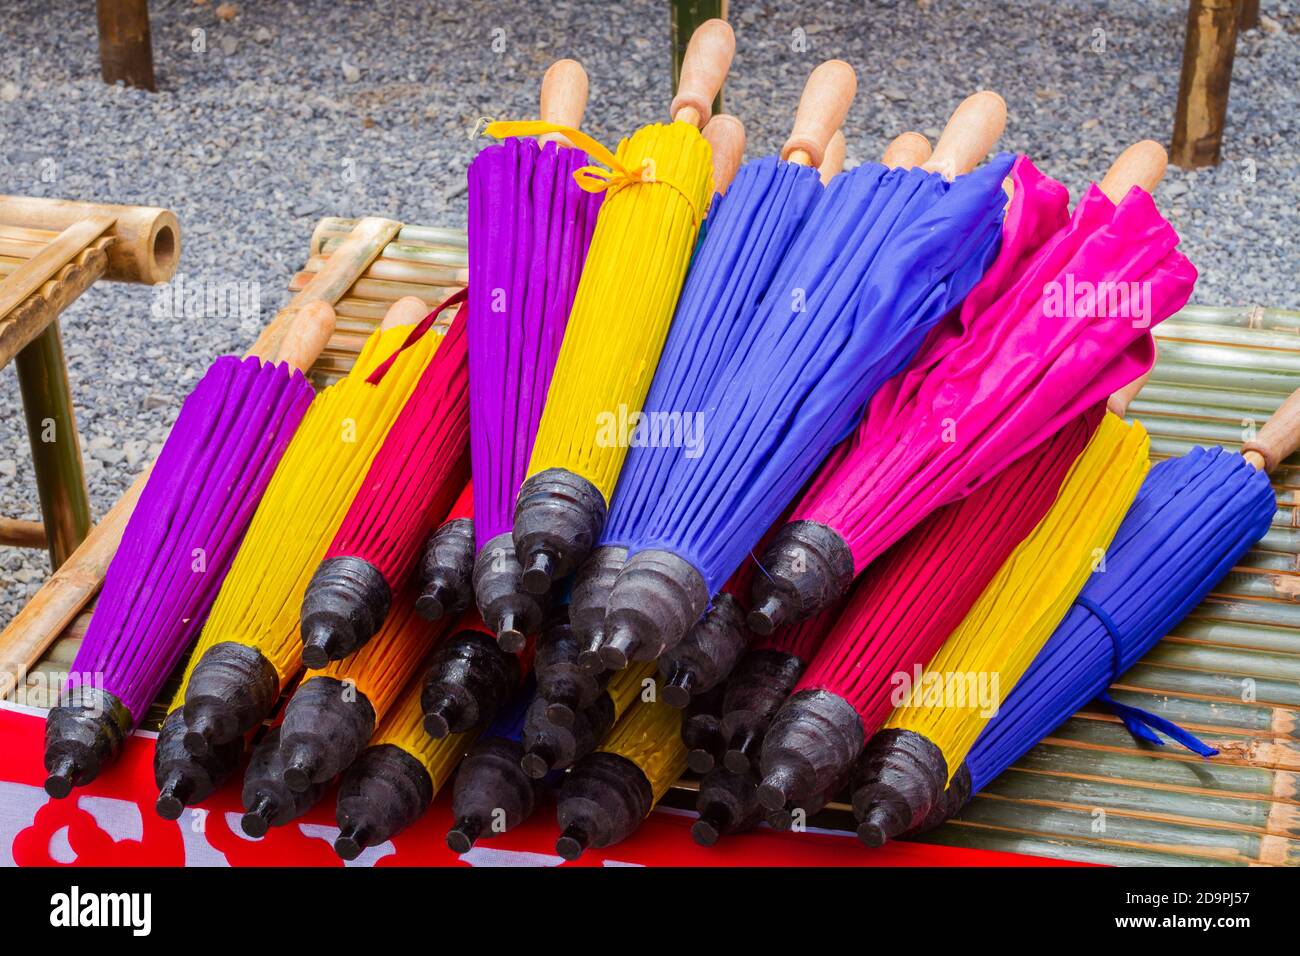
top-left (15, 321), bottom-right (91, 570)
top-left (1171, 0), bottom-right (1242, 169)
top-left (670, 0), bottom-right (728, 118)
top-left (1239, 0), bottom-right (1260, 30)
top-left (95, 0), bottom-right (156, 92)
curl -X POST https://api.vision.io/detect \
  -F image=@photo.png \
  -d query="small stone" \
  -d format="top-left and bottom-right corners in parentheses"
top-left (1260, 15), bottom-right (1282, 34)
top-left (1164, 181), bottom-right (1190, 199)
top-left (215, 2), bottom-right (238, 20)
top-left (0, 460), bottom-right (16, 479)
top-left (342, 61), bottom-right (361, 83)
top-left (143, 394), bottom-right (170, 411)
top-left (254, 26), bottom-right (272, 43)
top-left (1080, 118), bottom-right (1100, 130)
top-left (1, 82), bottom-right (18, 103)
top-left (93, 447), bottom-right (125, 466)
top-left (1131, 73), bottom-right (1160, 91)
top-left (882, 88), bottom-right (907, 102)
top-left (221, 35), bottom-right (238, 56)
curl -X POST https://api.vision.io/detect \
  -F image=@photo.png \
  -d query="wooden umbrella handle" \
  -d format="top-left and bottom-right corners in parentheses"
top-left (920, 91), bottom-right (1006, 180)
top-left (539, 59), bottom-right (589, 145)
top-left (381, 295), bottom-right (432, 331)
top-left (1098, 140), bottom-right (1168, 203)
top-left (819, 130), bottom-right (847, 184)
top-left (881, 131), bottom-right (932, 170)
top-left (1243, 386), bottom-right (1300, 473)
top-left (1107, 355), bottom-right (1155, 418)
top-left (275, 300), bottom-right (337, 373)
top-left (702, 114), bottom-right (746, 194)
top-left (670, 19), bottom-right (735, 129)
top-left (781, 60), bottom-right (857, 167)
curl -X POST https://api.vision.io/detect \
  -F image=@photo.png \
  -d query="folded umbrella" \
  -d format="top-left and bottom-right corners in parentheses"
top-left (850, 411), bottom-right (1151, 847)
top-left (156, 298), bottom-right (451, 811)
top-left (554, 683), bottom-right (688, 860)
top-left (597, 93), bottom-right (1013, 668)
top-left (445, 677), bottom-right (542, 853)
top-left (334, 670), bottom-right (479, 860)
top-left (43, 304), bottom-right (331, 798)
top-left (420, 608), bottom-right (532, 738)
top-left (277, 583), bottom-right (446, 795)
top-left (466, 60), bottom-right (604, 649)
top-left (572, 60), bottom-right (856, 667)
top-left (506, 19), bottom-right (730, 595)
top-left (414, 480), bottom-right (475, 620)
top-left (752, 146), bottom-right (1199, 631)
top-left (753, 143), bottom-right (1171, 816)
top-left (943, 386), bottom-right (1298, 828)
top-left (298, 291), bottom-right (471, 665)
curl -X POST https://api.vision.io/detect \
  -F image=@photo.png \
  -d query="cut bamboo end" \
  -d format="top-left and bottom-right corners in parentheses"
top-left (781, 59), bottom-right (857, 168)
top-left (0, 196), bottom-right (179, 285)
top-left (881, 131), bottom-right (932, 170)
top-left (539, 59), bottom-right (589, 145)
top-left (669, 18), bottom-right (735, 128)
top-left (920, 90), bottom-right (1007, 180)
top-left (1098, 140), bottom-right (1169, 204)
top-left (701, 114), bottom-right (745, 194)
top-left (380, 295), bottom-right (431, 331)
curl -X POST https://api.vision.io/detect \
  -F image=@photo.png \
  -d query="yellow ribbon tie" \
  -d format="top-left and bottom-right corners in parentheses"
top-left (483, 120), bottom-right (703, 224)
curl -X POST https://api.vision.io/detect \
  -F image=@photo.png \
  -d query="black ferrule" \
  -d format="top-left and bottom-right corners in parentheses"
top-left (420, 629), bottom-right (521, 737)
top-left (447, 737), bottom-right (542, 852)
top-left (44, 686), bottom-right (134, 798)
top-left (416, 517), bottom-right (476, 622)
top-left (850, 728), bottom-right (949, 849)
top-left (240, 727), bottom-right (329, 837)
top-left (154, 708), bottom-right (243, 820)
top-left (334, 744), bottom-right (434, 860)
top-left (719, 649), bottom-right (806, 774)
top-left (554, 751), bottom-right (652, 860)
top-left (757, 688), bottom-right (864, 811)
top-left (520, 691), bottom-right (615, 777)
top-left (512, 468), bottom-right (607, 595)
top-left (278, 677), bottom-right (377, 792)
top-left (658, 591), bottom-right (750, 708)
top-left (748, 521), bottom-right (854, 634)
top-left (473, 531), bottom-right (546, 652)
top-left (599, 549), bottom-right (709, 670)
top-left (181, 641), bottom-right (279, 756)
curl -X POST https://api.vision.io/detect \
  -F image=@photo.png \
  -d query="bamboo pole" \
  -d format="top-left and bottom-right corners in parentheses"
top-left (0, 518), bottom-right (47, 549)
top-left (0, 197), bottom-right (178, 285)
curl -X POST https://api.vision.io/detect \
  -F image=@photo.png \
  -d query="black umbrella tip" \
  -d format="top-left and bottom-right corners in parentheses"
top-left (660, 660), bottom-right (695, 709)
top-left (598, 625), bottom-right (638, 671)
top-left (691, 816), bottom-right (721, 847)
top-left (413, 586), bottom-right (450, 621)
top-left (281, 746), bottom-right (317, 794)
top-left (300, 618), bottom-right (347, 669)
top-left (856, 806), bottom-right (895, 848)
top-left (333, 824), bottom-right (368, 862)
top-left (43, 755), bottom-right (78, 799)
top-left (240, 793), bottom-right (276, 838)
top-left (747, 594), bottom-right (788, 636)
top-left (520, 748), bottom-right (554, 780)
top-left (544, 700), bottom-right (577, 729)
top-left (521, 549), bottom-right (556, 595)
top-left (446, 815), bottom-right (483, 855)
top-left (556, 823), bottom-right (590, 861)
top-left (495, 616), bottom-right (527, 654)
top-left (577, 647), bottom-right (606, 673)
top-left (687, 749), bottom-right (717, 775)
top-left (154, 784), bottom-right (186, 822)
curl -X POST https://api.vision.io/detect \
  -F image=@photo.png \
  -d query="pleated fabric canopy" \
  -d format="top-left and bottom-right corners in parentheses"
top-left (43, 305), bottom-right (330, 798)
top-left (756, 407), bottom-right (1102, 815)
top-left (851, 412), bottom-right (1151, 847)
top-left (467, 61), bottom-right (603, 648)
top-left (154, 303), bottom-right (448, 816)
top-left (952, 411), bottom-right (1293, 813)
top-left (753, 155), bottom-right (1199, 630)
top-left (299, 294), bottom-right (471, 666)
top-left (579, 62), bottom-right (853, 669)
top-left (599, 95), bottom-right (1014, 669)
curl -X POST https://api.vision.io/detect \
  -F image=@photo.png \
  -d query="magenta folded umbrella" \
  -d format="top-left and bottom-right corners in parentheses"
top-left (752, 156), bottom-right (1198, 629)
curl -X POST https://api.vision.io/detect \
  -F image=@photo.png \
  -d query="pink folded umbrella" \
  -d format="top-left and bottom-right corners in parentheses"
top-left (751, 154), bottom-right (1198, 630)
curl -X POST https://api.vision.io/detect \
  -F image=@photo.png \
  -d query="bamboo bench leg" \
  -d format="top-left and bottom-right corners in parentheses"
top-left (15, 321), bottom-right (91, 570)
top-left (1171, 0), bottom-right (1242, 169)
top-left (671, 0), bottom-right (728, 117)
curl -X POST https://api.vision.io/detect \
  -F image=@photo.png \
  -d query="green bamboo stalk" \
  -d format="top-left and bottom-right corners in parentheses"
top-left (317, 236), bottom-right (468, 268)
top-left (1100, 687), bottom-right (1293, 737)
top-left (1170, 618), bottom-right (1300, 653)
top-left (922, 820), bottom-right (1222, 866)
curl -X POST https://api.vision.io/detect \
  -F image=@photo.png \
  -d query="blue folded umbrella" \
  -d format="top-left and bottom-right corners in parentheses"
top-left (960, 445), bottom-right (1277, 799)
top-left (596, 153), bottom-right (1016, 667)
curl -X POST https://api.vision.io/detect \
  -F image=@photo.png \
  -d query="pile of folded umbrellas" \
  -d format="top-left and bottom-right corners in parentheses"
top-left (42, 20), bottom-right (1300, 861)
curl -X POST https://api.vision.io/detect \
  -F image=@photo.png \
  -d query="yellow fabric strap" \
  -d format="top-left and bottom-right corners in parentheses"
top-left (484, 120), bottom-right (704, 225)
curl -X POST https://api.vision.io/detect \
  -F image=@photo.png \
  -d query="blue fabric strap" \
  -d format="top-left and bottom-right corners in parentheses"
top-left (1075, 595), bottom-right (1219, 759)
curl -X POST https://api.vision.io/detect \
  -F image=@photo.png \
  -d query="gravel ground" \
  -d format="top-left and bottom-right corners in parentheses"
top-left (1, 0), bottom-right (1297, 625)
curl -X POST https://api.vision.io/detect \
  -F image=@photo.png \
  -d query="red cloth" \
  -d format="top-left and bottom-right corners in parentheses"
top-left (0, 705), bottom-right (1075, 867)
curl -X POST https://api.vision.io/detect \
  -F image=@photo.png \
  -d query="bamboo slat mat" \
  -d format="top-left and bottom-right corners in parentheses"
top-left (21, 219), bottom-right (1300, 866)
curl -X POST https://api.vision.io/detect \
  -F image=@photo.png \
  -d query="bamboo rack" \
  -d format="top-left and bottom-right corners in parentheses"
top-left (5, 214), bottom-right (1298, 867)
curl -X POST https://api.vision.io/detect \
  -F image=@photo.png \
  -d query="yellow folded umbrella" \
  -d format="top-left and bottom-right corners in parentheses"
top-left (854, 412), bottom-right (1150, 845)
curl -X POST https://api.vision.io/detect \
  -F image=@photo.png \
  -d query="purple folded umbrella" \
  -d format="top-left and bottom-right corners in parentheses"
top-left (44, 354), bottom-right (314, 797)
